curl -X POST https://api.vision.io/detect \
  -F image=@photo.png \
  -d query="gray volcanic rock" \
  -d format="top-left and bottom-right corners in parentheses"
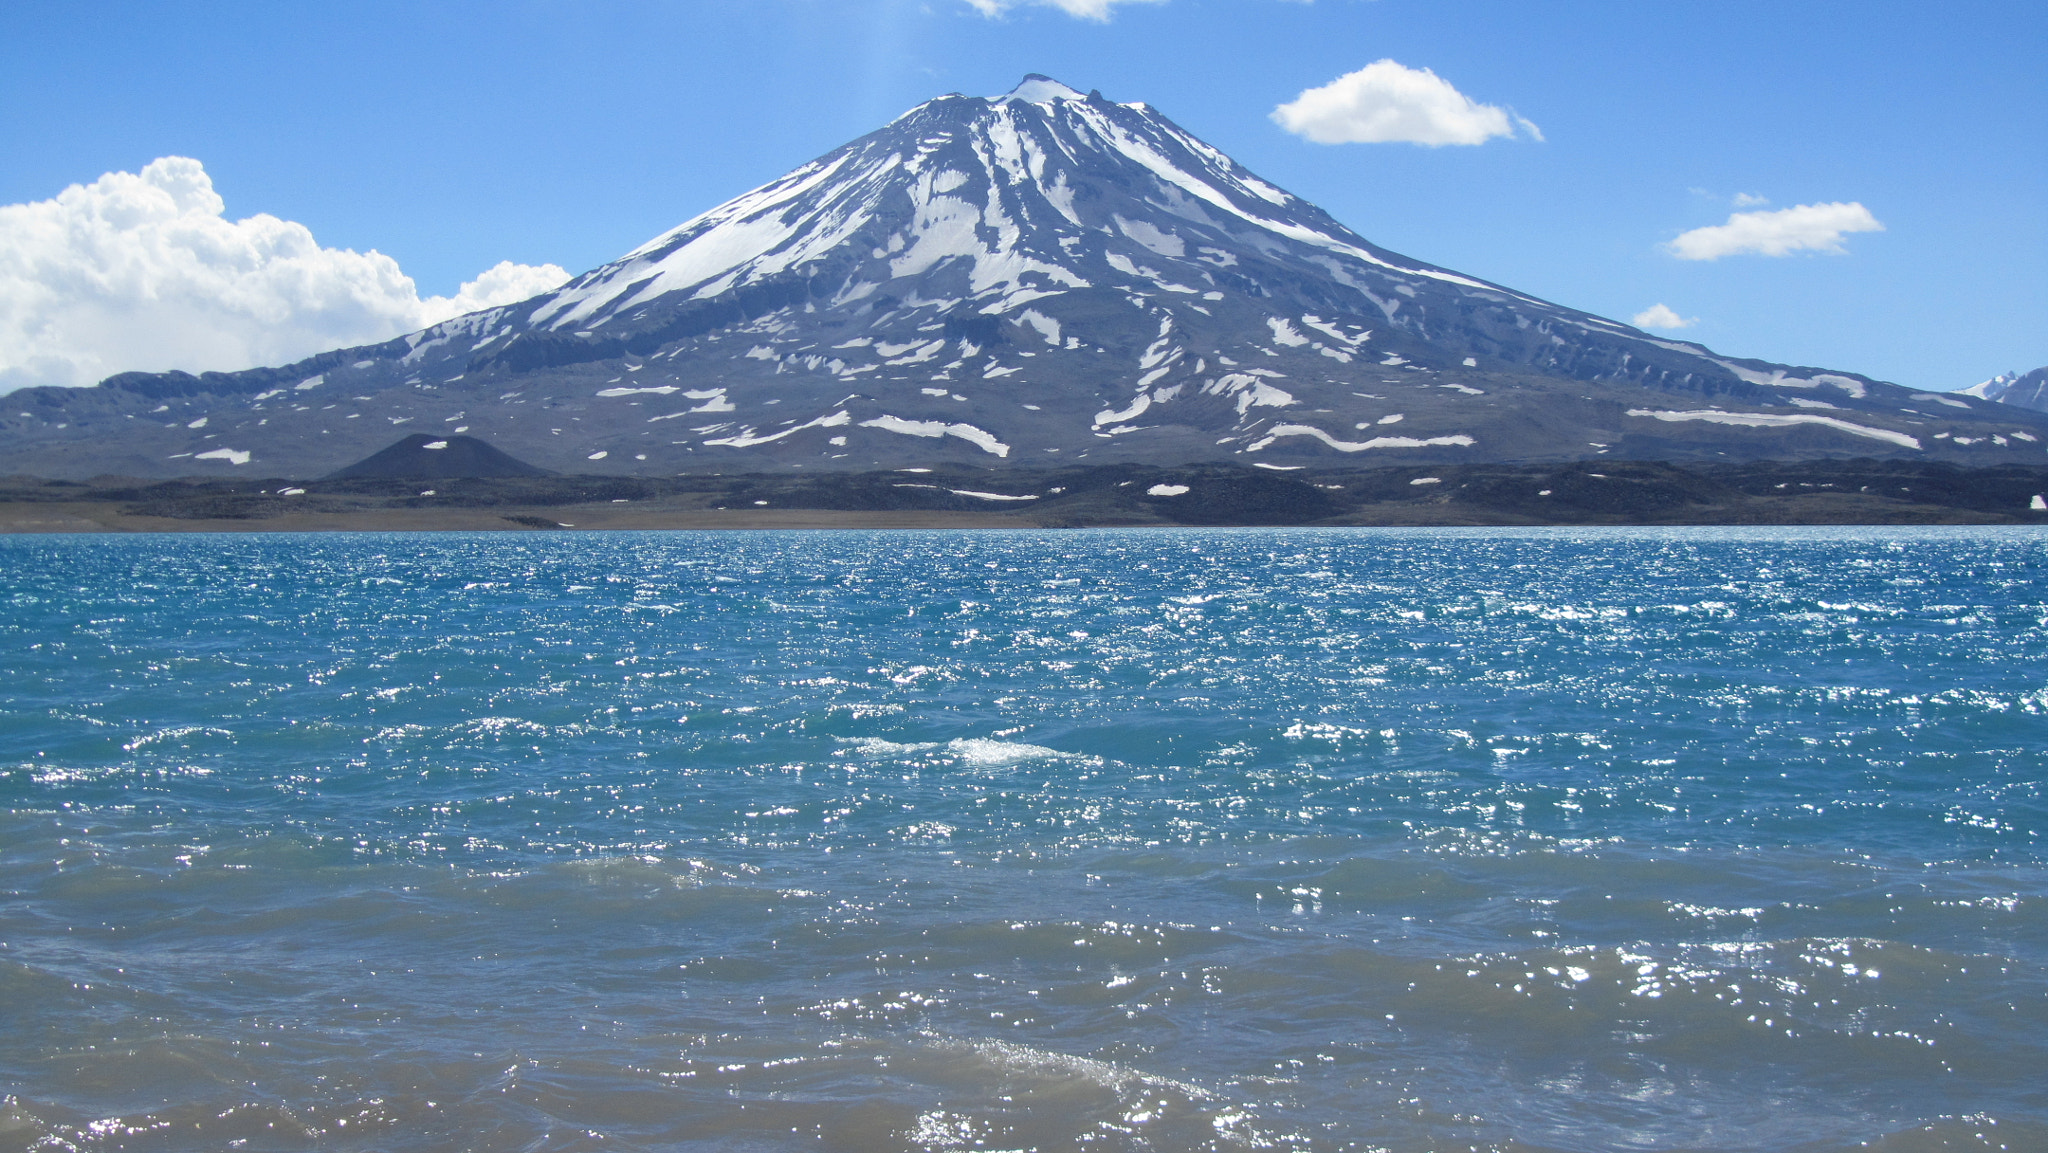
top-left (327, 433), bottom-right (551, 479)
top-left (5, 75), bottom-right (2045, 480)
top-left (1959, 367), bottom-right (2048, 414)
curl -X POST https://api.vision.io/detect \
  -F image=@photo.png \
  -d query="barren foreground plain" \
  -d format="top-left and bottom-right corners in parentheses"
top-left (4, 459), bottom-right (2046, 533)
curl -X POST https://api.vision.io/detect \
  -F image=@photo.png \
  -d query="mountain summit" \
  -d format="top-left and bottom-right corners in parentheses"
top-left (5, 77), bottom-right (2042, 478)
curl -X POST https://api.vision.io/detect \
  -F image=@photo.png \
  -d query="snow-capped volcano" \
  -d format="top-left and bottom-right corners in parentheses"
top-left (522, 73), bottom-right (1516, 341)
top-left (6, 76), bottom-right (2043, 478)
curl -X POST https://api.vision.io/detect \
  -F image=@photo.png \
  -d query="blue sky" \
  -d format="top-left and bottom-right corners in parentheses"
top-left (2, 0), bottom-right (2041, 392)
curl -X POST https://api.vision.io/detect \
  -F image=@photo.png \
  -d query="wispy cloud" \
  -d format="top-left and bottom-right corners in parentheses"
top-left (1668, 201), bottom-right (1884, 261)
top-left (1731, 192), bottom-right (1770, 208)
top-left (959, 0), bottom-right (1163, 20)
top-left (0, 157), bottom-right (567, 393)
top-left (1271, 60), bottom-right (1537, 146)
top-left (1631, 303), bottom-right (1697, 330)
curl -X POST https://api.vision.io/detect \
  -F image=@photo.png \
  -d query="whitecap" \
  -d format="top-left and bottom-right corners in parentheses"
top-left (838, 736), bottom-right (1079, 769)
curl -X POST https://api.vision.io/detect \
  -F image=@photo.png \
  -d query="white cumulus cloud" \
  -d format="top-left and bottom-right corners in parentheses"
top-left (1271, 60), bottom-right (1538, 146)
top-left (960, 0), bottom-right (1162, 19)
top-left (418, 261), bottom-right (576, 328)
top-left (1631, 303), bottom-right (1697, 330)
top-left (1667, 201), bottom-right (1884, 261)
top-left (0, 156), bottom-right (569, 393)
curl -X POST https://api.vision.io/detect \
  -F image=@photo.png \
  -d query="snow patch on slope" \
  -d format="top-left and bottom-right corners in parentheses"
top-left (1627, 408), bottom-right (1919, 450)
top-left (1246, 427), bottom-right (1475, 453)
top-left (861, 415), bottom-right (1012, 457)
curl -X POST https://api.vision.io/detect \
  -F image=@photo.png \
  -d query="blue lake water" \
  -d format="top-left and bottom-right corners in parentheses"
top-left (2, 527), bottom-right (2044, 1152)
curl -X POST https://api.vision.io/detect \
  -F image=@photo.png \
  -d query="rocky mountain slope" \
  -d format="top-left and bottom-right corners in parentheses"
top-left (5, 76), bottom-right (2043, 480)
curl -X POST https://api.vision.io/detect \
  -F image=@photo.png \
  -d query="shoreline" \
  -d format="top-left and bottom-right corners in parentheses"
top-left (0, 500), bottom-right (1044, 533)
top-left (3, 497), bottom-right (2039, 535)
top-left (5, 458), bottom-right (2045, 533)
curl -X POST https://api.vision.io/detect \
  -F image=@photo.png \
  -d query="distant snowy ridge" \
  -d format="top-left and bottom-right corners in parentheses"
top-left (1959, 367), bottom-right (2048, 414)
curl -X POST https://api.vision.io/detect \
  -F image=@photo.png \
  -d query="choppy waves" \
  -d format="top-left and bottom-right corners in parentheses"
top-left (1, 527), bottom-right (2045, 1151)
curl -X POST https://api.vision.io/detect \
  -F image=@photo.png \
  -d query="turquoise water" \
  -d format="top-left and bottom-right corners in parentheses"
top-left (2, 527), bottom-right (2044, 1152)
